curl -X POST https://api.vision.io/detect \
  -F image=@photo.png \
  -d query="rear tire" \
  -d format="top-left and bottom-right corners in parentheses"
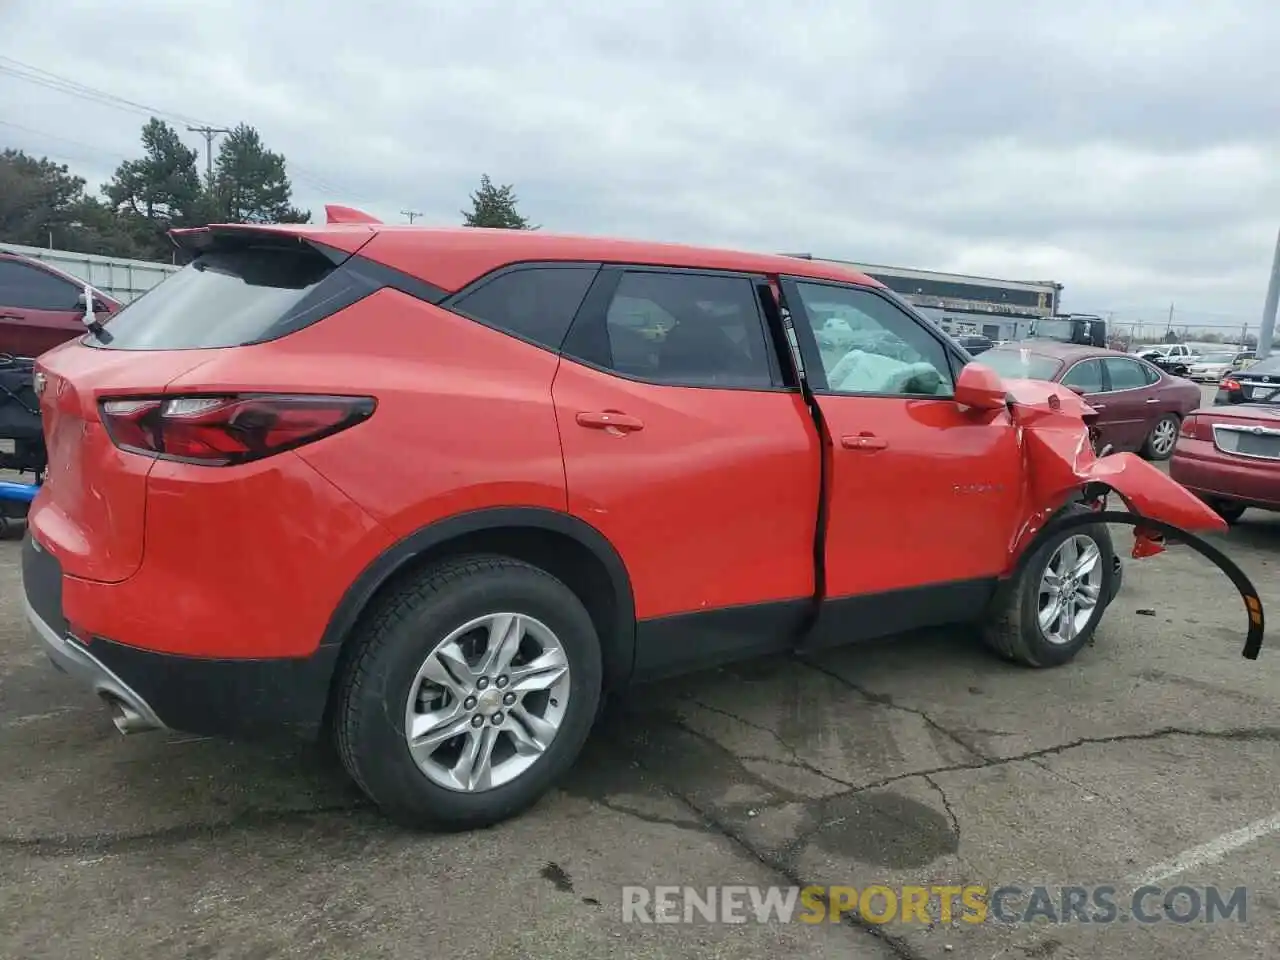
top-left (334, 555), bottom-right (602, 830)
top-left (982, 506), bottom-right (1116, 668)
top-left (1212, 501), bottom-right (1247, 524)
top-left (1142, 414), bottom-right (1179, 461)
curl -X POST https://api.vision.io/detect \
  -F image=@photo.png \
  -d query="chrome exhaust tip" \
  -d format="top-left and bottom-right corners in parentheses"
top-left (100, 693), bottom-right (160, 735)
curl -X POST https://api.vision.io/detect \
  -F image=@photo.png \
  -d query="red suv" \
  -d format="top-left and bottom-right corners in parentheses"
top-left (22, 215), bottom-right (1231, 829)
top-left (0, 250), bottom-right (119, 357)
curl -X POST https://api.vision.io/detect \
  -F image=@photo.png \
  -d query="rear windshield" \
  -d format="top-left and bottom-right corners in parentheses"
top-left (977, 348), bottom-right (1064, 382)
top-left (1242, 354), bottom-right (1280, 375)
top-left (92, 246), bottom-right (338, 350)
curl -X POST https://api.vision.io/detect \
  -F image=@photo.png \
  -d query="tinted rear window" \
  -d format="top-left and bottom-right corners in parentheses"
top-left (94, 246), bottom-right (340, 350)
top-left (978, 348), bottom-right (1064, 381)
top-left (1243, 354), bottom-right (1280, 375)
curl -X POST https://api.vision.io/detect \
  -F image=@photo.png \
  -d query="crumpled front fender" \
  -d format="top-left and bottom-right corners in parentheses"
top-left (1002, 379), bottom-right (1226, 561)
top-left (1072, 452), bottom-right (1227, 533)
top-left (994, 377), bottom-right (1261, 660)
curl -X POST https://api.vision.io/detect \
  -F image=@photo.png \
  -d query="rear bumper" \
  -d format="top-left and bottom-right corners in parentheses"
top-left (21, 533), bottom-right (340, 740)
top-left (25, 593), bottom-right (167, 734)
top-left (1169, 444), bottom-right (1280, 509)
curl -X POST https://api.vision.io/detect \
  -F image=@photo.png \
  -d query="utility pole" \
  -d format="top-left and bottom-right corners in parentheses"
top-left (1256, 225), bottom-right (1280, 360)
top-left (1165, 302), bottom-right (1175, 336)
top-left (188, 125), bottom-right (232, 185)
top-left (401, 209), bottom-right (423, 224)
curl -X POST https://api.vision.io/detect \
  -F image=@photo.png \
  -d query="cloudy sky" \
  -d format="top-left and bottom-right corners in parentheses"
top-left (2, 0), bottom-right (1278, 332)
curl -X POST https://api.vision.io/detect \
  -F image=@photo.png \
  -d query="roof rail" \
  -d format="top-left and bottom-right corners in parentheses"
top-left (324, 205), bottom-right (382, 225)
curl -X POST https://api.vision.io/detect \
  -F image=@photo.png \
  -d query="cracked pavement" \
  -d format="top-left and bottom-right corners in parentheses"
top-left (2, 507), bottom-right (1277, 959)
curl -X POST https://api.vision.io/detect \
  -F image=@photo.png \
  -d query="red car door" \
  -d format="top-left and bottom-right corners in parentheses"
top-left (552, 266), bottom-right (821, 678)
top-left (0, 256), bottom-right (97, 358)
top-left (777, 278), bottom-right (1025, 644)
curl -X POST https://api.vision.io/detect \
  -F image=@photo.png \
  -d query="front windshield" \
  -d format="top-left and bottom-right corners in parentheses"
top-left (977, 348), bottom-right (1064, 382)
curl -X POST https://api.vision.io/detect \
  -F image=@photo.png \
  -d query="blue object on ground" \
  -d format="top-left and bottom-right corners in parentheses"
top-left (0, 480), bottom-right (39, 503)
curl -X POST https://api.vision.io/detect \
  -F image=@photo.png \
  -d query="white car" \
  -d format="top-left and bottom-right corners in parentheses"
top-left (1185, 351), bottom-right (1243, 382)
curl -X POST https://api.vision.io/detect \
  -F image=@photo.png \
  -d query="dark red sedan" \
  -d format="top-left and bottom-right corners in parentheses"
top-left (1170, 403), bottom-right (1280, 522)
top-left (979, 341), bottom-right (1202, 460)
top-left (0, 251), bottom-right (120, 358)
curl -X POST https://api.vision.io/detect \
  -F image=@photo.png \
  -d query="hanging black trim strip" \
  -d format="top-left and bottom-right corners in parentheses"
top-left (1049, 511), bottom-right (1264, 660)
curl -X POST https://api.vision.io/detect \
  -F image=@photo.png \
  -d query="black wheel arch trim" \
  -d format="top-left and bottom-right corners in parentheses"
top-left (318, 506), bottom-right (638, 680)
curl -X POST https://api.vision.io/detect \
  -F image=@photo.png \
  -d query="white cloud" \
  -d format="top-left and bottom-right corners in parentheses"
top-left (1, 0), bottom-right (1277, 331)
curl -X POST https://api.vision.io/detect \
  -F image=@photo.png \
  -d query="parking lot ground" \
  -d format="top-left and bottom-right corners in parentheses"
top-left (3, 512), bottom-right (1276, 960)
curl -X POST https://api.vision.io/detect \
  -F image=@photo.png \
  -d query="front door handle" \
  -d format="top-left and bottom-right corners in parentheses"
top-left (576, 411), bottom-right (644, 433)
top-left (1145, 397), bottom-right (1160, 404)
top-left (841, 434), bottom-right (888, 450)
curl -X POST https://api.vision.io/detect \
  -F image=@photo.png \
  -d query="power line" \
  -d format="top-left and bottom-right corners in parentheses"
top-left (0, 119), bottom-right (131, 165)
top-left (0, 56), bottom-right (372, 205)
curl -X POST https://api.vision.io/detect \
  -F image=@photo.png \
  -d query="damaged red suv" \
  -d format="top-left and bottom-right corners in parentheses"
top-left (23, 212), bottom-right (1235, 829)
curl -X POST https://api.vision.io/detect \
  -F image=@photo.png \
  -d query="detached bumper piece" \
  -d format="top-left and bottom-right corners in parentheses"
top-left (21, 533), bottom-right (340, 740)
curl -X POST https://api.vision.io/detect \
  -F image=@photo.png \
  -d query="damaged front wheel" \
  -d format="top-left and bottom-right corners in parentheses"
top-left (983, 506), bottom-right (1117, 668)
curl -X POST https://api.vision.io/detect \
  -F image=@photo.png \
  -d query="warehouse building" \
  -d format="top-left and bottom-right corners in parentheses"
top-left (781, 254), bottom-right (1064, 342)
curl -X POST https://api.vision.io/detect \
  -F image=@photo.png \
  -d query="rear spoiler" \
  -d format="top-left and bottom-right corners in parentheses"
top-left (168, 216), bottom-right (382, 263)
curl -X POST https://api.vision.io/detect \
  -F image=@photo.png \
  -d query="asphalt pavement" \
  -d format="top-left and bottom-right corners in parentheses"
top-left (2, 383), bottom-right (1277, 960)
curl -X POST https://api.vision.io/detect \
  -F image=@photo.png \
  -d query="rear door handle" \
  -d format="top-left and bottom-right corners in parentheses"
top-left (841, 434), bottom-right (888, 450)
top-left (1145, 397), bottom-right (1160, 404)
top-left (576, 411), bottom-right (644, 432)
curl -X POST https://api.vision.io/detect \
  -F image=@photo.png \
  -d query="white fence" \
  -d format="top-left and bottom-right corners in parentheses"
top-left (0, 242), bottom-right (179, 303)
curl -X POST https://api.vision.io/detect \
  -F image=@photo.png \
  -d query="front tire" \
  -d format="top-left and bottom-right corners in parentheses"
top-left (335, 555), bottom-right (603, 830)
top-left (1142, 414), bottom-right (1179, 461)
top-left (983, 509), bottom-right (1116, 668)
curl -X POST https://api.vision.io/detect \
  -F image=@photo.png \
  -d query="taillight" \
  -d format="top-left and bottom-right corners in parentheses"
top-left (1179, 415), bottom-right (1210, 441)
top-left (99, 394), bottom-right (375, 465)
top-left (1220, 377), bottom-right (1241, 393)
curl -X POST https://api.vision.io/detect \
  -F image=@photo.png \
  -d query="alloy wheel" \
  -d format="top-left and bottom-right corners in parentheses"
top-left (403, 613), bottom-right (571, 793)
top-left (1037, 535), bottom-right (1104, 645)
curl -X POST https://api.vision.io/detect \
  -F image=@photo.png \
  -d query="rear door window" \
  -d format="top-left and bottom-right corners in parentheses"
top-left (576, 269), bottom-right (776, 388)
top-left (94, 246), bottom-right (343, 350)
top-left (0, 259), bottom-right (82, 311)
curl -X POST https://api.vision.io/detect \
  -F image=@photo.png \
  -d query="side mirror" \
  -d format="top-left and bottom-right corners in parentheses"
top-left (1066, 384), bottom-right (1087, 397)
top-left (954, 362), bottom-right (1009, 411)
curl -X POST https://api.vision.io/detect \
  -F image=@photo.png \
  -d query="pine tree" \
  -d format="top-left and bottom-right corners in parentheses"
top-left (461, 174), bottom-right (536, 229)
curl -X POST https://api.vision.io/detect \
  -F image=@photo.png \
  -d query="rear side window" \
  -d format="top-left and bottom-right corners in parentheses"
top-left (0, 259), bottom-right (81, 311)
top-left (94, 246), bottom-right (343, 350)
top-left (1103, 357), bottom-right (1148, 390)
top-left (450, 265), bottom-right (597, 351)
